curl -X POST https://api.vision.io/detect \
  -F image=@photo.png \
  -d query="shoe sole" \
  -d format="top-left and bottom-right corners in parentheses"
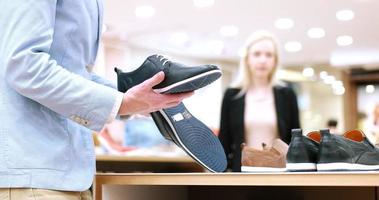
top-left (317, 163), bottom-right (379, 171)
top-left (241, 166), bottom-right (287, 172)
top-left (286, 163), bottom-right (317, 171)
top-left (154, 70), bottom-right (222, 94)
top-left (151, 103), bottom-right (227, 172)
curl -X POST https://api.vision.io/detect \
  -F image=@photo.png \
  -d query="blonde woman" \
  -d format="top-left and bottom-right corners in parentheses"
top-left (219, 31), bottom-right (300, 172)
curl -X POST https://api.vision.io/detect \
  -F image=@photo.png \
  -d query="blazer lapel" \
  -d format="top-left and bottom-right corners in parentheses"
top-left (235, 93), bottom-right (245, 144)
top-left (273, 86), bottom-right (285, 139)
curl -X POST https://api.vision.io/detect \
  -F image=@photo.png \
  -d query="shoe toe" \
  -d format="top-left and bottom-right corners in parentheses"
top-left (207, 64), bottom-right (219, 70)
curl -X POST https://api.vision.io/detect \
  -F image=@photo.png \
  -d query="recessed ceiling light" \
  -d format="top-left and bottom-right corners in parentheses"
top-left (332, 80), bottom-right (343, 89)
top-left (302, 67), bottom-right (314, 77)
top-left (319, 71), bottom-right (328, 79)
top-left (336, 10), bottom-right (355, 21)
top-left (284, 41), bottom-right (302, 52)
top-left (336, 35), bottom-right (353, 46)
top-left (193, 0), bottom-right (215, 8)
top-left (307, 27), bottom-right (325, 39)
top-left (366, 85), bottom-right (375, 93)
top-left (219, 25), bottom-right (239, 37)
top-left (274, 18), bottom-right (294, 30)
top-left (333, 86), bottom-right (345, 95)
top-left (135, 5), bottom-right (155, 18)
top-left (170, 32), bottom-right (190, 46)
top-left (324, 75), bottom-right (335, 84)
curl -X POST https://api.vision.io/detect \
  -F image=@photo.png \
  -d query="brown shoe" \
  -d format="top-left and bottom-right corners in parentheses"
top-left (241, 139), bottom-right (288, 172)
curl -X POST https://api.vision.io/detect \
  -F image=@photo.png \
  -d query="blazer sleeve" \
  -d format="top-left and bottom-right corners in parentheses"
top-left (288, 87), bottom-right (301, 129)
top-left (90, 73), bottom-right (117, 89)
top-left (218, 89), bottom-right (233, 169)
top-left (2, 0), bottom-right (121, 131)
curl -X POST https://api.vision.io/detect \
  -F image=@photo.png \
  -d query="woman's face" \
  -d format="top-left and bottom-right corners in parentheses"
top-left (247, 39), bottom-right (276, 80)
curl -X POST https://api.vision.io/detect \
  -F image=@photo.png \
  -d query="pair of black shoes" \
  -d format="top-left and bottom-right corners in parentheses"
top-left (115, 55), bottom-right (227, 172)
top-left (287, 129), bottom-right (379, 171)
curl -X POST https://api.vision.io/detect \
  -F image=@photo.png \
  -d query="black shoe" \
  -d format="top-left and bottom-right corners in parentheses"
top-left (317, 129), bottom-right (379, 171)
top-left (115, 55), bottom-right (227, 172)
top-left (115, 54), bottom-right (222, 94)
top-left (286, 129), bottom-right (320, 171)
top-left (150, 104), bottom-right (227, 172)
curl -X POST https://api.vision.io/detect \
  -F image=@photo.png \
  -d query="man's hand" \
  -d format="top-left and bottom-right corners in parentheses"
top-left (118, 71), bottom-right (194, 116)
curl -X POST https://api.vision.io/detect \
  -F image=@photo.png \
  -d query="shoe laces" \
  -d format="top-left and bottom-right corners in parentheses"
top-left (155, 54), bottom-right (170, 67)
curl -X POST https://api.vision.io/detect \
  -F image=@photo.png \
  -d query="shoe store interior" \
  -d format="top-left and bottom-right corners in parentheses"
top-left (94, 0), bottom-right (379, 199)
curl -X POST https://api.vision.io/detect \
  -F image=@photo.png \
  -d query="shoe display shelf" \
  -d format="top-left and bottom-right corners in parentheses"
top-left (94, 172), bottom-right (379, 200)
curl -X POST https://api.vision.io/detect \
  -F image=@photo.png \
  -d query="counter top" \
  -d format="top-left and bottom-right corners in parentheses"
top-left (95, 171), bottom-right (379, 187)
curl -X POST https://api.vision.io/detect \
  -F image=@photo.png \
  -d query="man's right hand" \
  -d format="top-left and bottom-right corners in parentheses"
top-left (117, 71), bottom-right (194, 116)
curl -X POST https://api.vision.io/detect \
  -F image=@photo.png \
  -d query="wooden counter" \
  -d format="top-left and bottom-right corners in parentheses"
top-left (96, 155), bottom-right (203, 173)
top-left (94, 172), bottom-right (379, 200)
top-left (96, 155), bottom-right (194, 163)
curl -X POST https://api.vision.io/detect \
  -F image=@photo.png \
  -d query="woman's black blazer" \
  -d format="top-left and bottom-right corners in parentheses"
top-left (219, 85), bottom-right (300, 172)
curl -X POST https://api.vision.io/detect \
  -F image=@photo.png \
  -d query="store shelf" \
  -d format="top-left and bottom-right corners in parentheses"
top-left (96, 155), bottom-right (195, 163)
top-left (95, 171), bottom-right (379, 187)
top-left (96, 155), bottom-right (203, 173)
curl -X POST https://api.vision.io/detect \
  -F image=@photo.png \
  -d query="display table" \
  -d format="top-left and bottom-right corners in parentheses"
top-left (94, 172), bottom-right (379, 200)
top-left (96, 155), bottom-right (203, 173)
top-left (96, 155), bottom-right (195, 163)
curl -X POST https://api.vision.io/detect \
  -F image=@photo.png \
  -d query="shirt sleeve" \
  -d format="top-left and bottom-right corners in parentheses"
top-left (106, 92), bottom-right (124, 123)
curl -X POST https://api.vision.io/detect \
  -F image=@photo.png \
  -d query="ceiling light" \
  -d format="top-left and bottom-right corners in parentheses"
top-left (169, 32), bottom-right (190, 46)
top-left (319, 71), bottom-right (328, 79)
top-left (307, 27), bottom-right (326, 39)
top-left (193, 0), bottom-right (215, 8)
top-left (135, 5), bottom-right (155, 18)
top-left (220, 25), bottom-right (239, 37)
top-left (336, 35), bottom-right (353, 46)
top-left (274, 18), bottom-right (294, 30)
top-left (333, 86), bottom-right (345, 95)
top-left (302, 67), bottom-right (314, 77)
top-left (324, 75), bottom-right (335, 84)
top-left (366, 85), bottom-right (375, 93)
top-left (284, 41), bottom-right (302, 52)
top-left (332, 80), bottom-right (343, 89)
top-left (336, 10), bottom-right (355, 21)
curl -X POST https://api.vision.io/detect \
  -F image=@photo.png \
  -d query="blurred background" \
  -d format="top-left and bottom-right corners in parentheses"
top-left (94, 0), bottom-right (379, 171)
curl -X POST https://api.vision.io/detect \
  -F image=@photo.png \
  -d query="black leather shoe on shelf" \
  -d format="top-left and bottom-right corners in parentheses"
top-left (115, 54), bottom-right (222, 94)
top-left (115, 55), bottom-right (227, 172)
top-left (286, 129), bottom-right (320, 171)
top-left (317, 129), bottom-right (379, 171)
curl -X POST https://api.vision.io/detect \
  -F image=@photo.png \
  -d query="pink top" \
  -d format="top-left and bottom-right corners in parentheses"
top-left (244, 87), bottom-right (278, 149)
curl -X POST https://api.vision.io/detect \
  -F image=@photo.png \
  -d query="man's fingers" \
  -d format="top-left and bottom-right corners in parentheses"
top-left (165, 101), bottom-right (181, 108)
top-left (159, 91), bottom-right (194, 109)
top-left (142, 71), bottom-right (165, 88)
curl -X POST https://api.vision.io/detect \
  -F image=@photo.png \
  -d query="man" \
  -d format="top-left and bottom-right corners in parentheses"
top-left (0, 0), bottom-right (192, 199)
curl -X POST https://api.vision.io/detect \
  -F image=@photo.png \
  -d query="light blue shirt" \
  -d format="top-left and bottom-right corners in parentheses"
top-left (0, 0), bottom-right (120, 191)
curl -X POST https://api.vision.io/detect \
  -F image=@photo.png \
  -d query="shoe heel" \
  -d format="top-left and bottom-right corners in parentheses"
top-left (318, 129), bottom-right (351, 171)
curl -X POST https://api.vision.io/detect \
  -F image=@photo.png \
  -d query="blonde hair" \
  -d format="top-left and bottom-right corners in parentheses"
top-left (232, 30), bottom-right (280, 93)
